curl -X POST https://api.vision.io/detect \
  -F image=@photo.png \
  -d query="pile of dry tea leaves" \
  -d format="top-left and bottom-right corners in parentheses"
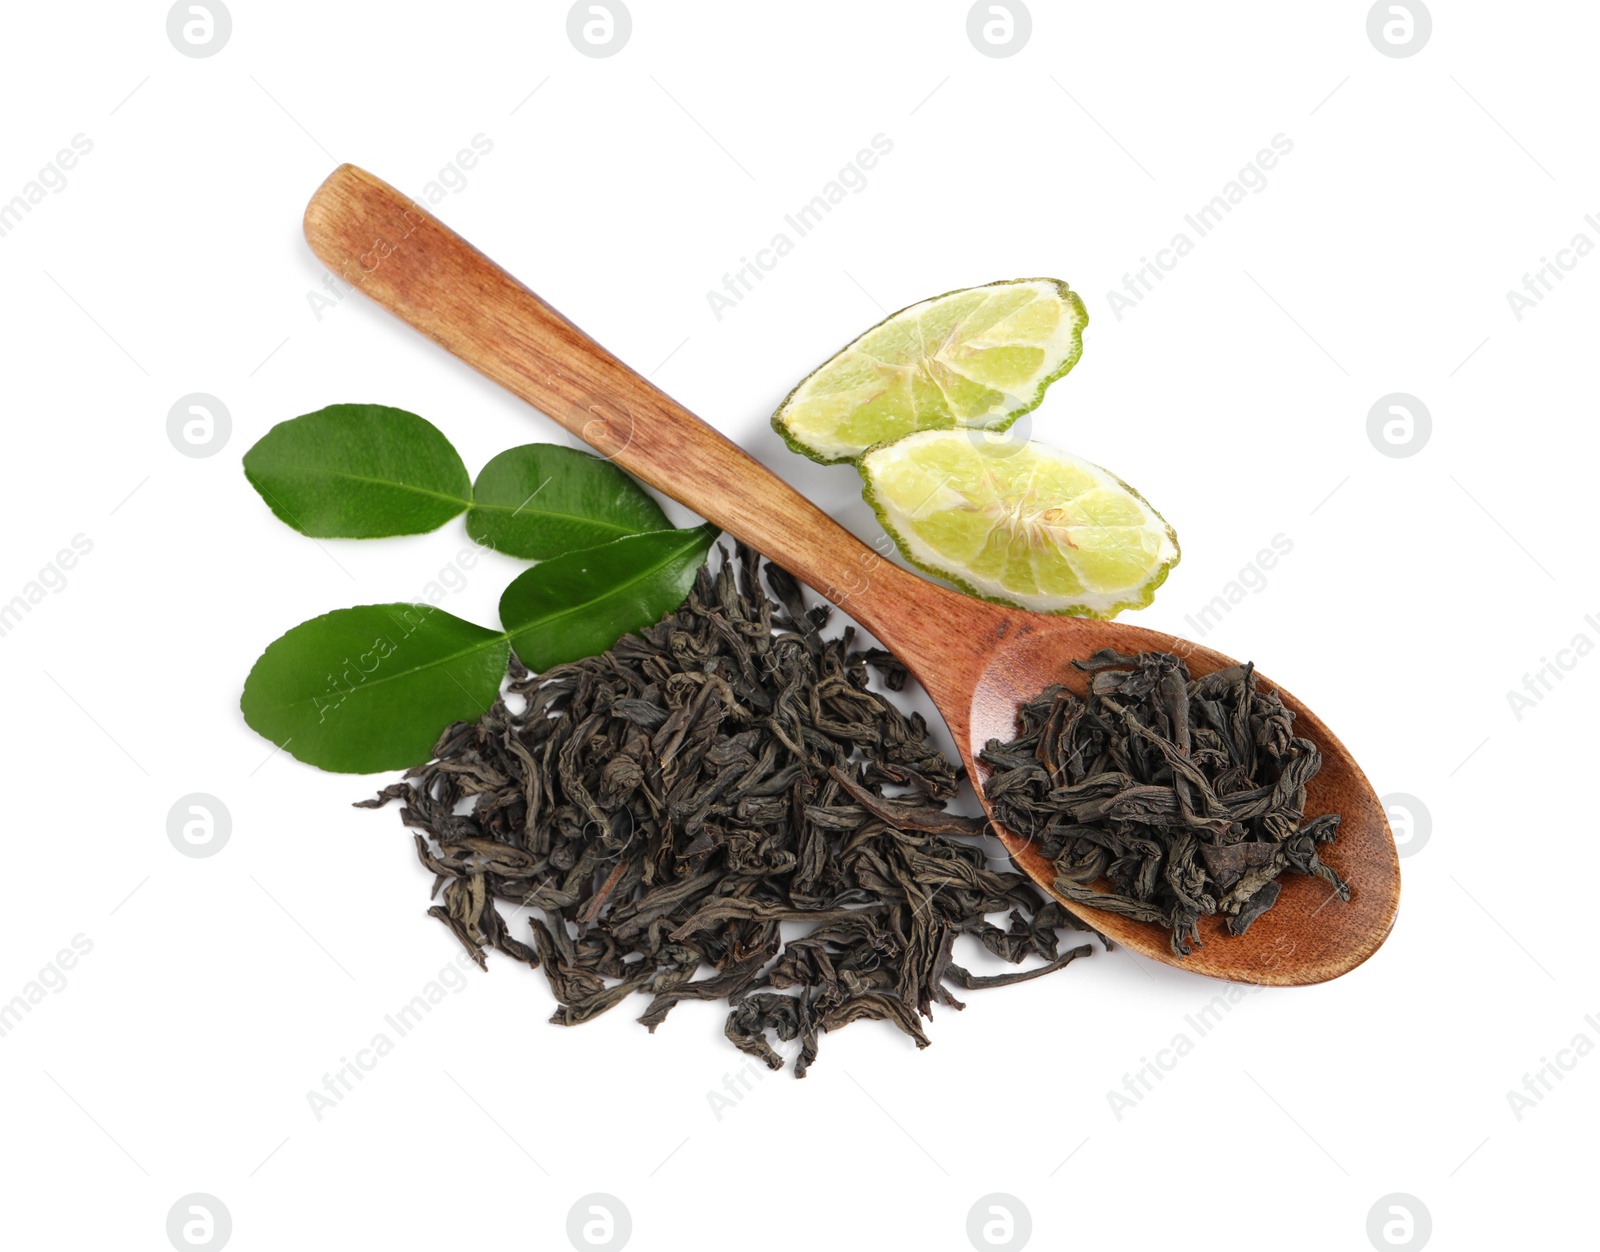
top-left (980, 649), bottom-right (1348, 956)
top-left (360, 544), bottom-right (1093, 1076)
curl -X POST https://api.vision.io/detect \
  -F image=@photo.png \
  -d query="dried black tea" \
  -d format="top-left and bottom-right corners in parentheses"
top-left (980, 649), bottom-right (1348, 956)
top-left (360, 544), bottom-right (1092, 1075)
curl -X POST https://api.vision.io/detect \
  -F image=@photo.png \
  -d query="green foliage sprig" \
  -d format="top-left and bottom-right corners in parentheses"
top-left (240, 404), bottom-right (715, 773)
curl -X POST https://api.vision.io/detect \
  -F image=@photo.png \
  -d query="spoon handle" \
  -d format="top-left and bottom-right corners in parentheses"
top-left (303, 164), bottom-right (932, 639)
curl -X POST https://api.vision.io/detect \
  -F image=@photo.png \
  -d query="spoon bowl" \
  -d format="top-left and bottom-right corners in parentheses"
top-left (943, 605), bottom-right (1398, 984)
top-left (303, 163), bottom-right (1399, 986)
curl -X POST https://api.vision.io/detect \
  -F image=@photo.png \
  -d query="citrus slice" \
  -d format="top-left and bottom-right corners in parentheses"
top-left (772, 278), bottom-right (1089, 464)
top-left (859, 430), bottom-right (1179, 617)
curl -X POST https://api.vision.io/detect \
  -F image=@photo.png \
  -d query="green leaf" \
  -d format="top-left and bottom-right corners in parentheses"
top-left (241, 525), bottom-right (718, 773)
top-left (500, 526), bottom-right (718, 669)
top-left (241, 604), bottom-right (507, 773)
top-left (466, 443), bottom-right (669, 559)
top-left (242, 404), bottom-right (471, 538)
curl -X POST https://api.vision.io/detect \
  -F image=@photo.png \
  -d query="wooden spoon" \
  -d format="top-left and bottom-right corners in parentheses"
top-left (304, 164), bottom-right (1399, 986)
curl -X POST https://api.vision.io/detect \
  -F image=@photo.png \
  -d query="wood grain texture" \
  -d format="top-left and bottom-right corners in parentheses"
top-left (304, 163), bottom-right (1399, 985)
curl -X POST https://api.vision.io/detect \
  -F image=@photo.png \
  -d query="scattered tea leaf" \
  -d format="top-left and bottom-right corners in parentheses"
top-left (361, 544), bottom-right (1095, 1075)
top-left (241, 603), bottom-right (508, 773)
top-left (242, 404), bottom-right (471, 538)
top-left (466, 443), bottom-right (669, 559)
top-left (500, 525), bottom-right (718, 669)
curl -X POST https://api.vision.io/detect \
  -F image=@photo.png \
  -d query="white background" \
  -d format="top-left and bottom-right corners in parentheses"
top-left (1, 2), bottom-right (1594, 1249)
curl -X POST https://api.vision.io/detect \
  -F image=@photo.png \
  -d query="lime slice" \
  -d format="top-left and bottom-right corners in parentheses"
top-left (772, 278), bottom-right (1088, 464)
top-left (859, 430), bottom-right (1179, 617)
